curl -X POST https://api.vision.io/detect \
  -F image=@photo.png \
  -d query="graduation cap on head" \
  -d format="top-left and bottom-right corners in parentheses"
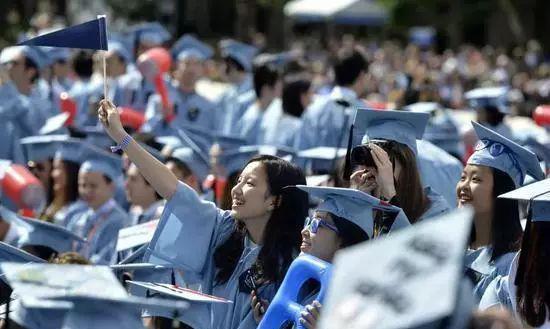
top-left (79, 147), bottom-right (123, 181)
top-left (0, 206), bottom-right (85, 255)
top-left (352, 108), bottom-right (429, 155)
top-left (129, 22), bottom-right (171, 47)
top-left (20, 135), bottom-right (67, 163)
top-left (317, 207), bottom-right (474, 329)
top-left (0, 242), bottom-right (45, 285)
top-left (0, 46), bottom-right (50, 70)
top-left (107, 40), bottom-right (132, 64)
top-left (219, 39), bottom-right (259, 72)
top-left (171, 34), bottom-right (213, 61)
top-left (464, 86), bottom-right (510, 114)
top-left (167, 147), bottom-right (210, 183)
top-left (468, 121), bottom-right (544, 187)
top-left (499, 178), bottom-right (550, 285)
top-left (80, 125), bottom-right (116, 150)
top-left (54, 137), bottom-right (106, 165)
top-left (43, 47), bottom-right (73, 64)
top-left (220, 145), bottom-right (295, 177)
top-left (39, 112), bottom-right (71, 135)
top-left (296, 186), bottom-right (409, 238)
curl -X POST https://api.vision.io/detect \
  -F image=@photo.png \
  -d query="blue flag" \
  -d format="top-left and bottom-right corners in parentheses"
top-left (18, 17), bottom-right (108, 51)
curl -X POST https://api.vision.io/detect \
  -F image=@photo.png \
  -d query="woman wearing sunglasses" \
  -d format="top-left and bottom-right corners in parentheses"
top-left (457, 122), bottom-right (544, 300)
top-left (251, 185), bottom-right (409, 328)
top-left (97, 100), bottom-right (309, 329)
top-left (347, 109), bottom-right (450, 225)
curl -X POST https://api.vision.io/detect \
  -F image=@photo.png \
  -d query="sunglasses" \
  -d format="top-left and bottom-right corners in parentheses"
top-left (304, 216), bottom-right (339, 234)
top-left (475, 139), bottom-right (523, 182)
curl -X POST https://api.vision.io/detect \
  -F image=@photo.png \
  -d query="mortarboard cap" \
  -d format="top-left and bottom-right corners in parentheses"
top-left (0, 206), bottom-right (85, 254)
top-left (20, 135), bottom-right (67, 163)
top-left (116, 220), bottom-right (159, 253)
top-left (464, 86), bottom-right (510, 114)
top-left (296, 186), bottom-right (409, 237)
top-left (353, 108), bottom-right (429, 154)
top-left (253, 51), bottom-right (297, 69)
top-left (220, 145), bottom-right (295, 176)
top-left (54, 137), bottom-right (102, 164)
top-left (167, 147), bottom-right (210, 183)
top-left (0, 46), bottom-right (49, 70)
top-left (107, 40), bottom-right (132, 64)
top-left (129, 22), bottom-right (171, 47)
top-left (296, 147), bottom-right (347, 161)
top-left (0, 242), bottom-right (45, 265)
top-left (468, 121), bottom-right (544, 187)
top-left (219, 39), bottom-right (258, 72)
top-left (171, 34), bottom-right (213, 61)
top-left (39, 112), bottom-right (71, 135)
top-left (43, 47), bottom-right (72, 64)
top-left (318, 207), bottom-right (474, 329)
top-left (118, 244), bottom-right (148, 265)
top-left (79, 148), bottom-right (123, 181)
top-left (499, 178), bottom-right (550, 222)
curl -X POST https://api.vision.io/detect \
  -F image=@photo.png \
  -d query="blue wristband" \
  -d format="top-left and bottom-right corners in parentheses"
top-left (110, 134), bottom-right (132, 153)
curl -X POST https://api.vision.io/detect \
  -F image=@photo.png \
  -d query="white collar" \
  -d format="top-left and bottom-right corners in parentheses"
top-left (329, 86), bottom-right (358, 102)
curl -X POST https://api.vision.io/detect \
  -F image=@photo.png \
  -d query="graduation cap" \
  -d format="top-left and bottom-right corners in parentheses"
top-left (171, 34), bottom-right (213, 61)
top-left (43, 47), bottom-right (73, 64)
top-left (0, 46), bottom-right (50, 70)
top-left (129, 22), bottom-right (171, 47)
top-left (118, 244), bottom-right (148, 265)
top-left (352, 108), bottom-right (429, 155)
top-left (464, 86), bottom-right (510, 114)
top-left (219, 39), bottom-right (259, 72)
top-left (296, 186), bottom-right (409, 237)
top-left (0, 206), bottom-right (85, 255)
top-left (107, 40), bottom-right (132, 64)
top-left (0, 242), bottom-right (45, 267)
top-left (220, 145), bottom-right (295, 176)
top-left (468, 121), bottom-right (544, 187)
top-left (20, 135), bottom-right (67, 163)
top-left (54, 137), bottom-right (106, 165)
top-left (38, 112), bottom-right (71, 135)
top-left (0, 263), bottom-right (188, 329)
top-left (167, 147), bottom-right (210, 183)
top-left (4, 297), bottom-right (73, 329)
top-left (80, 125), bottom-right (116, 150)
top-left (317, 207), bottom-right (474, 329)
top-left (499, 178), bottom-right (550, 285)
top-left (79, 147), bottom-right (123, 181)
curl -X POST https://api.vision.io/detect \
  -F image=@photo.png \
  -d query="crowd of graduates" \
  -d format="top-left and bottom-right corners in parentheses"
top-left (0, 17), bottom-right (548, 329)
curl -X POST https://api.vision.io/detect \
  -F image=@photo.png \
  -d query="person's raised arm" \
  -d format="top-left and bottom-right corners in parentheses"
top-left (98, 99), bottom-right (178, 199)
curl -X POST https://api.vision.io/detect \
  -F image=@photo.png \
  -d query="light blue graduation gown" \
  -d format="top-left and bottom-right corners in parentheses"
top-left (144, 182), bottom-right (281, 329)
top-left (295, 86), bottom-right (363, 151)
top-left (217, 76), bottom-right (256, 136)
top-left (114, 70), bottom-right (157, 112)
top-left (465, 247), bottom-right (516, 301)
top-left (129, 200), bottom-right (165, 226)
top-left (67, 198), bottom-right (129, 264)
top-left (142, 84), bottom-right (216, 136)
top-left (417, 140), bottom-right (463, 208)
top-left (419, 186), bottom-right (451, 221)
top-left (235, 98), bottom-right (301, 148)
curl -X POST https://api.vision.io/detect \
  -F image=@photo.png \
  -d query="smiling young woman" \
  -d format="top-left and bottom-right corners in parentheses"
top-left (97, 100), bottom-right (309, 329)
top-left (459, 122), bottom-right (545, 299)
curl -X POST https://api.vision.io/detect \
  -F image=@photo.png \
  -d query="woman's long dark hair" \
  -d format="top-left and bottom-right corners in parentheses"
top-left (213, 155), bottom-right (308, 285)
top-left (62, 160), bottom-right (81, 204)
top-left (351, 142), bottom-right (430, 223)
top-left (488, 168), bottom-right (522, 261)
top-left (516, 222), bottom-right (550, 327)
top-left (332, 214), bottom-right (369, 248)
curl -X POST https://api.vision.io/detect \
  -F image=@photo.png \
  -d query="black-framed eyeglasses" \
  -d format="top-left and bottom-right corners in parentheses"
top-left (304, 216), bottom-right (339, 234)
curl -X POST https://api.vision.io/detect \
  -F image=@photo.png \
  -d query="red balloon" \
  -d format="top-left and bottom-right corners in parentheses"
top-left (533, 105), bottom-right (550, 127)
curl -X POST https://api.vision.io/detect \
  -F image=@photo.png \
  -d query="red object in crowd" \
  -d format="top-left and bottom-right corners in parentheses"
top-left (137, 48), bottom-right (174, 123)
top-left (203, 174), bottom-right (227, 206)
top-left (119, 107), bottom-right (146, 131)
top-left (2, 164), bottom-right (46, 217)
top-left (59, 92), bottom-right (77, 126)
top-left (363, 100), bottom-right (389, 110)
top-left (533, 105), bottom-right (550, 127)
